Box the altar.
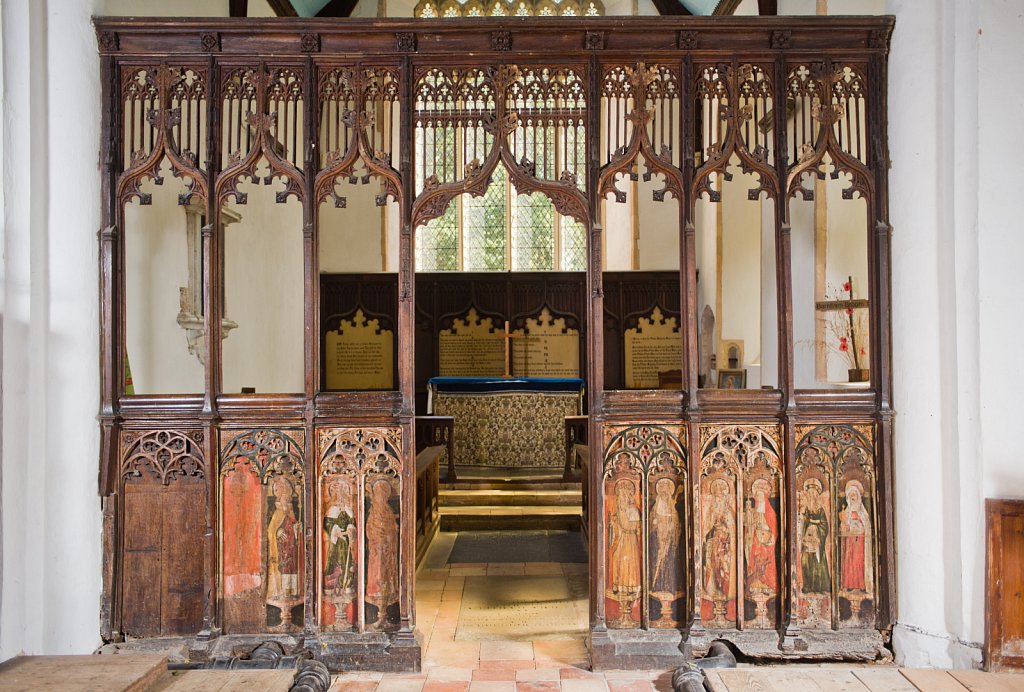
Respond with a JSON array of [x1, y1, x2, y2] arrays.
[[427, 377, 585, 469]]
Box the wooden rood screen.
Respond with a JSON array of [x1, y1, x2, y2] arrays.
[[95, 16, 896, 670]]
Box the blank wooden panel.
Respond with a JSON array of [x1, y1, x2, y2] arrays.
[[122, 477, 207, 637], [987, 499, 1024, 672], [122, 482, 163, 637], [161, 479, 206, 635]]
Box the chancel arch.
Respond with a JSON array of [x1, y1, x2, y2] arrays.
[[96, 16, 896, 671]]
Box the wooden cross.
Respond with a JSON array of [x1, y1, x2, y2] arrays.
[[494, 320, 525, 378]]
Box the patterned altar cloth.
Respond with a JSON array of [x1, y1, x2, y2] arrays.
[[427, 377, 585, 468]]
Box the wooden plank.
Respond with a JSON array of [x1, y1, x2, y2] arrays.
[[851, 668, 918, 692], [800, 669, 871, 691], [949, 670, 1024, 692], [704, 670, 730, 692], [158, 670, 230, 692], [0, 655, 168, 692], [716, 669, 827, 692], [899, 669, 970, 692], [216, 670, 296, 691]]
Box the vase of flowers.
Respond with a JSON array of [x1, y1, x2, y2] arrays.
[[824, 276, 869, 383]]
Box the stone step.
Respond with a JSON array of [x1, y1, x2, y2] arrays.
[[440, 488, 582, 507], [439, 505, 582, 532], [443, 480, 581, 491]]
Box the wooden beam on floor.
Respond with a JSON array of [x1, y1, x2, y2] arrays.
[[316, 0, 361, 16], [266, 0, 299, 17], [0, 655, 168, 692], [229, 0, 248, 17]]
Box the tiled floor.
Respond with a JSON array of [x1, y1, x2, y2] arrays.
[[330, 532, 675, 692]]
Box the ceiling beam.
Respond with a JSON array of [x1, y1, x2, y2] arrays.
[[266, 0, 299, 16], [758, 0, 778, 14], [229, 0, 249, 17], [652, 0, 691, 16], [316, 0, 360, 17]]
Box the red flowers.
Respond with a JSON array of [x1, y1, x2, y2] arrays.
[[843, 281, 851, 292], [839, 337, 849, 352]]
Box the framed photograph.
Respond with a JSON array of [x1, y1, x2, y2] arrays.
[[717, 368, 747, 390]]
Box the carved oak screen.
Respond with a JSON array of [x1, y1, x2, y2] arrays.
[[96, 16, 895, 670]]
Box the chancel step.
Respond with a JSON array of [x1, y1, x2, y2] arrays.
[[440, 488, 581, 506], [439, 505, 582, 531]]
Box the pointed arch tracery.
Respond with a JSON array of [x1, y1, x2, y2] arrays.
[[411, 64, 589, 230]]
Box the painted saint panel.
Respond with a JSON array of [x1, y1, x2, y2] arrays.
[[605, 466, 644, 628], [698, 425, 783, 632], [837, 445, 875, 628], [648, 472, 686, 628], [796, 453, 833, 629], [743, 470, 780, 628], [700, 472, 738, 627], [365, 473, 401, 630], [602, 424, 688, 630], [320, 475, 358, 631], [795, 423, 875, 630], [220, 428, 305, 634]]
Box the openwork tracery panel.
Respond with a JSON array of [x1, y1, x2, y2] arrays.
[[693, 62, 776, 204], [219, 428, 306, 634], [317, 427, 403, 634], [599, 64, 684, 205], [118, 64, 208, 206], [315, 66, 402, 208], [697, 425, 783, 632], [218, 64, 306, 206], [794, 423, 876, 630], [786, 61, 873, 202], [603, 424, 688, 630]]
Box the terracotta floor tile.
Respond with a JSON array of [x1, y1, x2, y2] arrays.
[[423, 682, 472, 692], [328, 681, 377, 692], [559, 680, 609, 692], [473, 668, 519, 681], [468, 682, 517, 692], [559, 668, 602, 680], [376, 678, 428, 692], [515, 683, 561, 692], [478, 660, 537, 671], [606, 680, 655, 692], [516, 668, 561, 682], [427, 667, 475, 681], [480, 641, 535, 661]]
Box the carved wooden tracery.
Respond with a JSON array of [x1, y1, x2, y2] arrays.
[[96, 16, 896, 668]]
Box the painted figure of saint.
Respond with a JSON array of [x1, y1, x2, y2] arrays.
[[744, 477, 778, 593], [608, 479, 642, 600], [365, 478, 399, 614], [267, 476, 301, 600], [650, 477, 681, 594], [323, 478, 356, 596], [799, 477, 831, 594], [702, 478, 735, 601], [839, 479, 872, 592]]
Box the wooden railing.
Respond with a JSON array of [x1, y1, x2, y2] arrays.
[[564, 415, 588, 482], [414, 443, 443, 567], [415, 416, 455, 481]]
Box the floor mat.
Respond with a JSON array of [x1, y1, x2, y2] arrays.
[[456, 575, 588, 641], [446, 530, 587, 564]]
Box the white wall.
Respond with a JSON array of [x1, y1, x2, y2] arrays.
[[1, 0, 104, 660]]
